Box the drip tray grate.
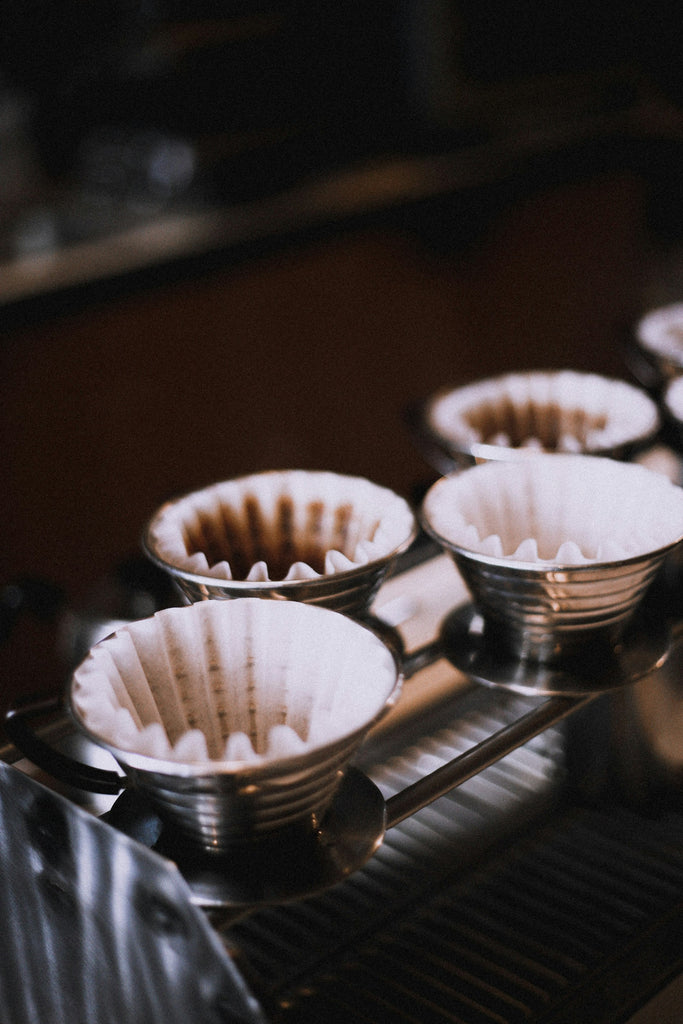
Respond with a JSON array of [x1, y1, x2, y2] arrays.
[[242, 803, 683, 1023], [226, 684, 683, 1023]]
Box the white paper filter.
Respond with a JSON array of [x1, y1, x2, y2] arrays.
[[637, 303, 683, 362], [423, 454, 683, 565], [427, 371, 658, 454], [146, 470, 415, 582], [71, 599, 398, 764], [665, 376, 683, 421]]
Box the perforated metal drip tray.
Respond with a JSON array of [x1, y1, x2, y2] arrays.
[[245, 796, 683, 1024], [3, 540, 683, 1023]]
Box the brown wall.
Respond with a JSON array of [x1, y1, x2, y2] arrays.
[[0, 171, 650, 707]]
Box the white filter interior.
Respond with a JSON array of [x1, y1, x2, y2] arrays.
[[637, 303, 683, 362], [665, 376, 683, 421], [71, 599, 398, 764], [423, 454, 683, 565], [426, 371, 658, 453], [146, 470, 414, 582]]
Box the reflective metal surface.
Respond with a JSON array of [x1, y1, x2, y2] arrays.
[[445, 545, 675, 663], [131, 767, 387, 910], [0, 761, 267, 1024], [440, 602, 672, 696]]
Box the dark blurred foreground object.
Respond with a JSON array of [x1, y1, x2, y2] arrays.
[[0, 761, 267, 1024]]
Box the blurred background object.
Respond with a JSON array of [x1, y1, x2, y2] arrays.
[[0, 0, 683, 298]]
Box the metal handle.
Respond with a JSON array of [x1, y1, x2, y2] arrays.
[[384, 692, 595, 829], [3, 697, 126, 795]]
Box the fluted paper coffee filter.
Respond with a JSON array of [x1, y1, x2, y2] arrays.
[[664, 376, 683, 421], [425, 370, 659, 460], [145, 470, 415, 583], [71, 599, 398, 764], [637, 303, 683, 367], [423, 455, 683, 565], [422, 455, 683, 663], [69, 599, 401, 848]]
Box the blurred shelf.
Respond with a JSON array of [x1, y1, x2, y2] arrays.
[[2, 75, 682, 318]]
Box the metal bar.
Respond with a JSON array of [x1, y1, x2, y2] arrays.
[[402, 639, 445, 679], [0, 698, 70, 766], [384, 692, 596, 830]]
